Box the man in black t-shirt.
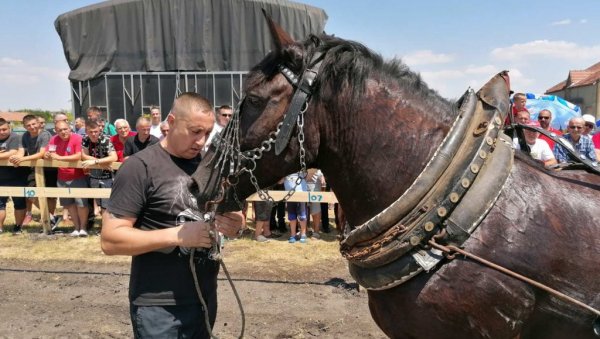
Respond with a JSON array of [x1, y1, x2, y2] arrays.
[[0, 118, 27, 233], [102, 93, 243, 338], [81, 120, 117, 216], [122, 117, 159, 161]]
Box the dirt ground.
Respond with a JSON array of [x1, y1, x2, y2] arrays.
[[0, 256, 386, 338]]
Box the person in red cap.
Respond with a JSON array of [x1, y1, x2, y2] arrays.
[[513, 120, 557, 167]]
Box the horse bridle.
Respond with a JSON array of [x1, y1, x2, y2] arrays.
[[207, 42, 326, 206]]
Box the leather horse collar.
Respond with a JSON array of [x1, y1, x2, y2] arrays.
[[341, 72, 513, 290]]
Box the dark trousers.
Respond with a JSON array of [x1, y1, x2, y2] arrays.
[[130, 303, 216, 339]]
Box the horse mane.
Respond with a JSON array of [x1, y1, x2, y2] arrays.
[[247, 34, 453, 117]]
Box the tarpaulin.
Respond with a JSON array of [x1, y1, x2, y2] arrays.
[[55, 0, 327, 81]]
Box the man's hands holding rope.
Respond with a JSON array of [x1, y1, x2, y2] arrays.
[[177, 211, 245, 248]]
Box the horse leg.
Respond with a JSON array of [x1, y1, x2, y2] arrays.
[[367, 260, 536, 339]]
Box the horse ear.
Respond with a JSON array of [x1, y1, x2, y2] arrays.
[[262, 9, 295, 50]]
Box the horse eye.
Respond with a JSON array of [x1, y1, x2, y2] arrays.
[[246, 95, 263, 106]]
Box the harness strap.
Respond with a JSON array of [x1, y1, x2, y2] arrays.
[[274, 51, 325, 155]]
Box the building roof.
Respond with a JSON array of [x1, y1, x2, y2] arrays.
[[546, 61, 600, 93], [0, 111, 27, 122]]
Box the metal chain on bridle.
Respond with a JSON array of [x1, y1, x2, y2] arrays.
[[192, 46, 324, 339]]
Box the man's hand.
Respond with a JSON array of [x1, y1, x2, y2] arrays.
[[215, 211, 245, 238], [177, 221, 213, 248], [8, 155, 22, 165], [81, 159, 96, 168]]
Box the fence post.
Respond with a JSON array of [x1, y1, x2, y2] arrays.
[[34, 165, 50, 234]]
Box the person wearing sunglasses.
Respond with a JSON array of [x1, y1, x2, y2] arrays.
[[553, 117, 597, 163], [202, 104, 233, 155], [536, 109, 562, 150]]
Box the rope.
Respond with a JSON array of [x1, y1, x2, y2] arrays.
[[190, 249, 246, 339], [427, 239, 600, 317]]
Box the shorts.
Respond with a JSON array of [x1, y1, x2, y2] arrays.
[[0, 178, 27, 210], [306, 183, 322, 215], [57, 177, 89, 207], [89, 177, 113, 209], [26, 168, 58, 188], [287, 202, 307, 221], [253, 200, 273, 221]]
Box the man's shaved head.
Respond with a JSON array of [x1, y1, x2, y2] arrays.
[[170, 92, 213, 119]]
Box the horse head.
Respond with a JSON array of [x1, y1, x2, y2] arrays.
[[192, 14, 454, 223]]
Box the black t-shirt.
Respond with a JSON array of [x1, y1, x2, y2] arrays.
[[82, 134, 115, 179], [123, 134, 159, 157], [107, 143, 217, 306], [0, 133, 23, 181]]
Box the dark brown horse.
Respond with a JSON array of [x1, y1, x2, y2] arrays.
[[192, 23, 600, 338]]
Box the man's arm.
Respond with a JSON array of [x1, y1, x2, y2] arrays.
[[49, 151, 81, 161], [0, 148, 18, 159], [101, 211, 243, 256], [9, 146, 46, 164]]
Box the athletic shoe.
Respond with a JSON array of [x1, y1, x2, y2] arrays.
[[311, 232, 320, 239], [300, 234, 307, 243], [255, 235, 270, 242], [12, 225, 23, 234], [288, 236, 296, 244], [70, 230, 80, 237], [79, 229, 88, 237]]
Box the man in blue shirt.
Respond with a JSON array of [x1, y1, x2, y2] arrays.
[[553, 117, 598, 163]]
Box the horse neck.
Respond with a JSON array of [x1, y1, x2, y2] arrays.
[[316, 81, 455, 226]]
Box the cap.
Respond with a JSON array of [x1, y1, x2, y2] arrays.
[[582, 114, 595, 124]]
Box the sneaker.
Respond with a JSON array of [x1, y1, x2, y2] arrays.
[[255, 235, 270, 242], [12, 225, 23, 234], [79, 229, 88, 237], [22, 213, 33, 226], [300, 234, 307, 243], [50, 216, 63, 231], [288, 236, 296, 244], [70, 230, 80, 237], [311, 232, 320, 239]]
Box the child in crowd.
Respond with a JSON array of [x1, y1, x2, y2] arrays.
[[284, 172, 308, 243]]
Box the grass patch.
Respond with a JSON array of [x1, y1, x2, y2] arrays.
[[0, 203, 345, 273]]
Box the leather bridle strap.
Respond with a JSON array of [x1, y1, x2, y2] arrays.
[[274, 51, 325, 155]]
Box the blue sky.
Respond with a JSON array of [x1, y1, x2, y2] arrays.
[[1, 0, 600, 111]]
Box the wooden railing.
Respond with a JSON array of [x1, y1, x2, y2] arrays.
[[0, 159, 338, 234]]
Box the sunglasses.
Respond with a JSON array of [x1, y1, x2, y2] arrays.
[[221, 114, 232, 117], [584, 123, 594, 128], [538, 116, 550, 120], [568, 126, 583, 130]]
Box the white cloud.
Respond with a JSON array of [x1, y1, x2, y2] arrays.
[[490, 40, 600, 61], [551, 19, 571, 26], [0, 56, 70, 110], [402, 50, 454, 66], [465, 65, 498, 75], [0, 56, 68, 85], [0, 57, 25, 66]]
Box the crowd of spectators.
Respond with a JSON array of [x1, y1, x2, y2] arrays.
[[510, 93, 599, 167], [1, 106, 339, 240], [0, 106, 169, 235]]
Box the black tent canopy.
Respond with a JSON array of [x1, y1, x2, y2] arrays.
[[55, 0, 328, 81]]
